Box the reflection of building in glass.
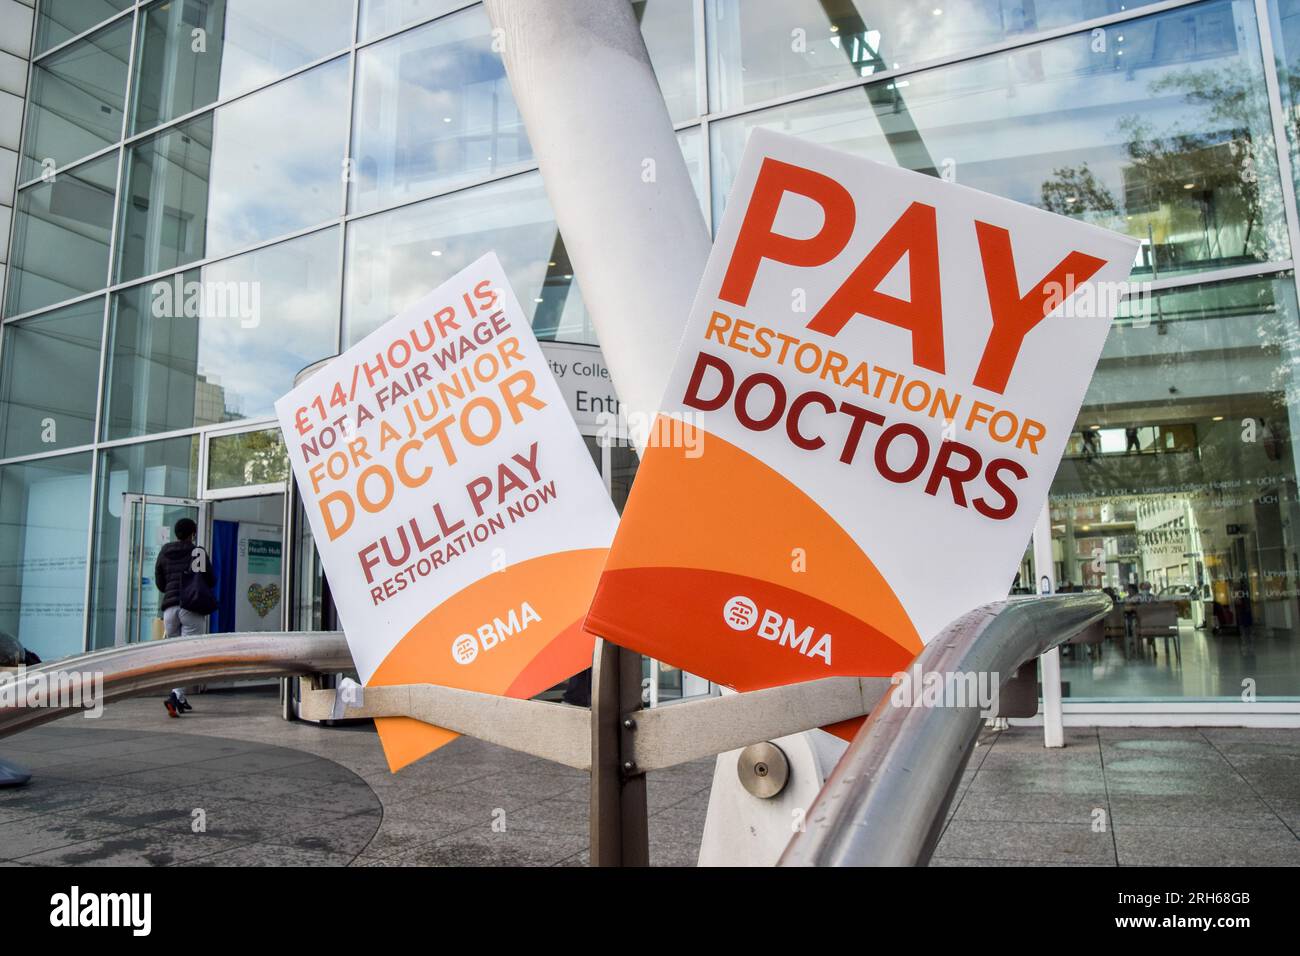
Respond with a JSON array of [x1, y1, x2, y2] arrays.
[[1, 0, 1299, 711], [193, 373, 229, 428]]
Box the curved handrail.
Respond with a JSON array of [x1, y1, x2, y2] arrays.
[[778, 592, 1112, 867], [0, 631, 352, 739]]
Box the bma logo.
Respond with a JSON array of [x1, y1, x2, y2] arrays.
[[451, 601, 542, 665], [722, 595, 833, 665], [722, 596, 757, 630]]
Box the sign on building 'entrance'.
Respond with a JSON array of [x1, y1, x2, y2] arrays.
[[585, 128, 1138, 719], [541, 341, 620, 432], [276, 254, 618, 771]]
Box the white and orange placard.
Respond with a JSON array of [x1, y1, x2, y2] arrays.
[[276, 253, 618, 771], [585, 129, 1138, 733]]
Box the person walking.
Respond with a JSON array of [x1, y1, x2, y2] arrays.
[[154, 517, 217, 717]]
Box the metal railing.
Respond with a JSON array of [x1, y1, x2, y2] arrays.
[[778, 592, 1112, 866], [0, 631, 351, 739]]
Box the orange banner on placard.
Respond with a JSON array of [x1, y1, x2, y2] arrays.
[[371, 548, 607, 770]]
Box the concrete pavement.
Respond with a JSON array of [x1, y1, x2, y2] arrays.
[[1, 688, 1297, 866]]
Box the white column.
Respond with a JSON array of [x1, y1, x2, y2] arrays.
[[1033, 502, 1065, 747], [483, 0, 712, 451]]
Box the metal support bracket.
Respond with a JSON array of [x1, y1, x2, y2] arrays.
[[297, 646, 891, 866], [627, 677, 891, 772], [299, 681, 592, 771], [298, 670, 891, 775]]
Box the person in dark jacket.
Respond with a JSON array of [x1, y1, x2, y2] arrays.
[[154, 517, 215, 716]]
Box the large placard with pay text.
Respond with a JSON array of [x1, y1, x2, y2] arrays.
[[585, 129, 1138, 722], [277, 253, 618, 771]]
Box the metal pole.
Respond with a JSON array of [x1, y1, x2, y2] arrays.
[[779, 593, 1111, 867], [482, 0, 711, 445], [589, 639, 649, 866]]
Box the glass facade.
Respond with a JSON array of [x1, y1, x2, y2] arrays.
[[89, 434, 197, 650], [116, 56, 349, 282], [103, 227, 340, 439], [0, 452, 92, 661], [206, 427, 288, 491], [344, 170, 590, 344], [34, 0, 132, 57], [710, 0, 1289, 279], [349, 5, 530, 215], [6, 150, 117, 316], [1, 0, 1297, 709], [0, 297, 102, 458], [22, 16, 130, 179], [1054, 274, 1300, 697], [706, 0, 1170, 112], [130, 0, 353, 134]]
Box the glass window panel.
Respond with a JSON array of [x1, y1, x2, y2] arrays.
[[710, 0, 1288, 279], [1267, 0, 1300, 203], [34, 0, 131, 56], [636, 0, 700, 123], [344, 121, 702, 346], [22, 18, 131, 180], [705, 0, 1168, 113], [582, 434, 602, 472], [131, 0, 354, 134], [0, 298, 104, 457], [207, 427, 289, 490], [0, 452, 92, 662], [349, 6, 531, 215], [89, 436, 198, 649], [115, 114, 213, 283], [359, 0, 468, 41], [678, 125, 706, 215], [117, 57, 349, 282], [344, 171, 595, 345], [103, 228, 341, 440], [1053, 273, 1300, 699], [103, 266, 203, 439], [610, 442, 638, 514], [291, 491, 328, 630], [5, 152, 118, 317]]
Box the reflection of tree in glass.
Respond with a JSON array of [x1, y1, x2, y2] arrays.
[[211, 431, 288, 488], [1040, 163, 1118, 219], [1250, 280, 1300, 415], [1112, 68, 1286, 272]]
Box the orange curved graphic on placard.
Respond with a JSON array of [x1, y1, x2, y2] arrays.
[[592, 420, 921, 656], [370, 548, 607, 772], [592, 565, 916, 690]]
